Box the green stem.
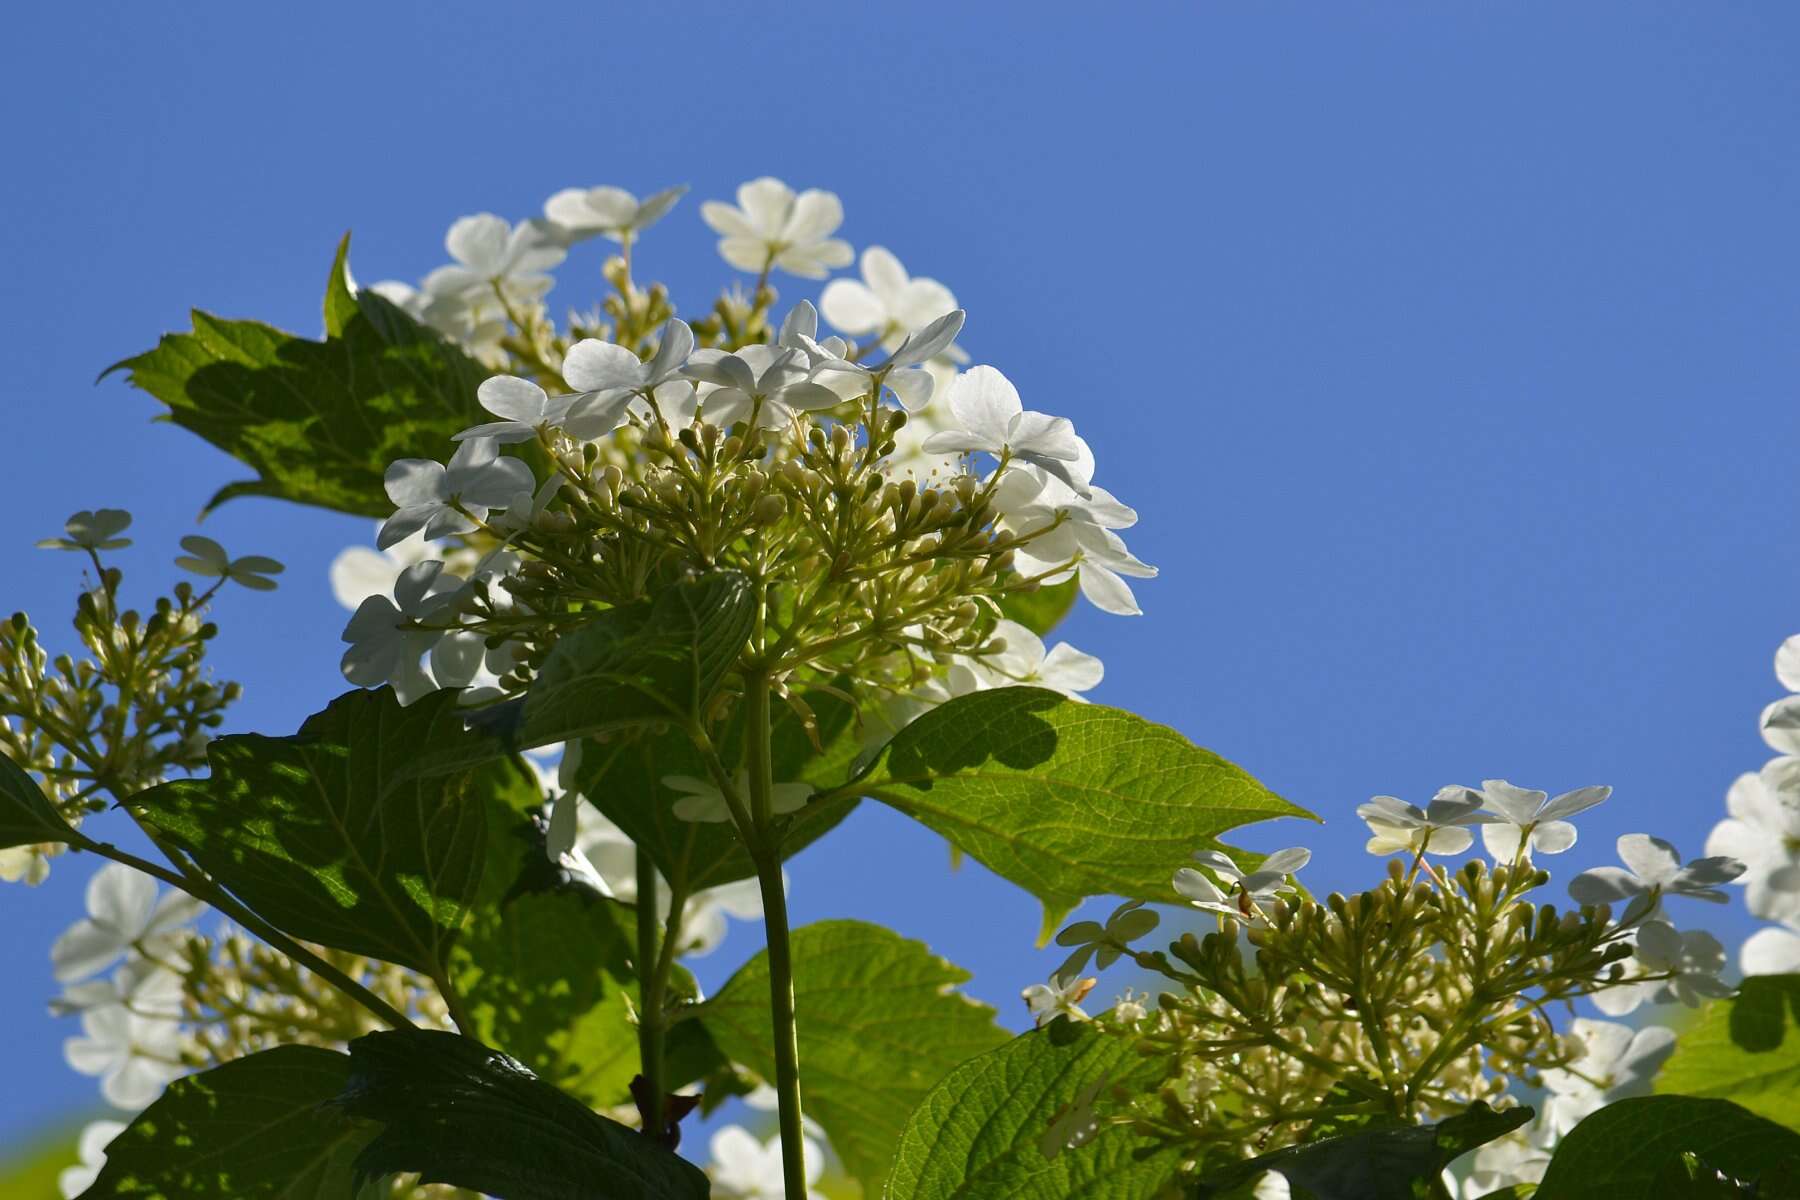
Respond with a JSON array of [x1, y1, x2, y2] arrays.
[[746, 673, 808, 1200], [636, 845, 667, 1139]]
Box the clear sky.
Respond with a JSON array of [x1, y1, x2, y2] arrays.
[[4, 0, 1799, 1154]]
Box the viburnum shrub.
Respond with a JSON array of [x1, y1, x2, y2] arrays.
[[4, 177, 1797, 1200]]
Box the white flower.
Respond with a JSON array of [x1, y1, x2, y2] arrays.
[[0, 844, 51, 885], [64, 1002, 184, 1108], [37, 509, 132, 552], [378, 437, 535, 548], [453, 376, 575, 445], [991, 461, 1155, 617], [1357, 788, 1495, 857], [922, 367, 1091, 497], [561, 320, 697, 439], [339, 560, 465, 702], [779, 301, 959, 413], [58, 1118, 127, 1199], [1762, 697, 1800, 755], [1567, 834, 1745, 912], [1592, 919, 1731, 1015], [1540, 1019, 1675, 1135], [1476, 780, 1610, 861], [701, 177, 853, 279], [820, 246, 965, 360], [1022, 972, 1096, 1027], [707, 1125, 825, 1200], [543, 185, 686, 243], [1704, 770, 1800, 923], [171, 536, 284, 591], [1776, 634, 1800, 692], [1053, 900, 1160, 977], [51, 956, 184, 1019], [661, 771, 811, 825], [329, 524, 444, 611], [1742, 923, 1800, 975], [1460, 1119, 1554, 1197], [972, 619, 1103, 700], [51, 865, 204, 983], [1173, 847, 1310, 927], [680, 345, 844, 430], [422, 213, 566, 304]]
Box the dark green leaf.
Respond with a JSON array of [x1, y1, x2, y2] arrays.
[[698, 919, 1009, 1192], [332, 1028, 709, 1200], [0, 750, 76, 849], [78, 1045, 377, 1199], [451, 889, 684, 1108], [1535, 1097, 1800, 1200], [132, 688, 528, 976], [1657, 974, 1800, 1130], [887, 1016, 1181, 1200], [516, 571, 757, 748], [1197, 1102, 1530, 1199], [102, 234, 489, 516], [997, 577, 1080, 638], [569, 680, 864, 894], [841, 687, 1313, 936]]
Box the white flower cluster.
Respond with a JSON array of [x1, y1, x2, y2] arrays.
[[331, 175, 1155, 757], [1707, 632, 1800, 974]]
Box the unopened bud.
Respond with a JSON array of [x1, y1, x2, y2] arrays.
[[752, 494, 787, 525]]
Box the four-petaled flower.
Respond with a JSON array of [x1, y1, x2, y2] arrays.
[[544, 184, 686, 243], [37, 509, 132, 552], [681, 345, 844, 430], [1022, 971, 1097, 1027], [1475, 780, 1609, 861], [1704, 770, 1800, 923], [379, 437, 535, 548], [922, 366, 1091, 496], [454, 376, 575, 445], [63, 1003, 184, 1109], [51, 864, 204, 983], [974, 619, 1103, 700], [1357, 788, 1495, 857], [423, 213, 566, 304], [1053, 899, 1159, 977], [339, 560, 465, 702], [701, 177, 853, 279], [1566, 833, 1744, 913], [1540, 1018, 1675, 1135], [820, 246, 965, 359], [172, 536, 285, 591], [1173, 846, 1310, 927], [561, 320, 697, 439], [991, 460, 1155, 617], [661, 771, 812, 824]]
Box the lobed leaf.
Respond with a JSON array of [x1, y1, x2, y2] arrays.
[[887, 1016, 1181, 1200], [331, 1028, 709, 1200], [77, 1045, 378, 1199], [0, 749, 76, 850], [697, 919, 1009, 1193], [841, 687, 1313, 936], [102, 234, 489, 517], [132, 688, 529, 977], [1535, 1096, 1800, 1199], [1657, 974, 1800, 1131]]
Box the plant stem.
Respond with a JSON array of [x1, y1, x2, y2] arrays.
[[746, 672, 808, 1200], [636, 844, 667, 1139]]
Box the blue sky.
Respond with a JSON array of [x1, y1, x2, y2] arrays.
[[4, 0, 1800, 1156]]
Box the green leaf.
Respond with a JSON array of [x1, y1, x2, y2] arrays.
[[842, 687, 1313, 936], [887, 1017, 1182, 1200], [698, 919, 1009, 1193], [78, 1045, 378, 1199], [102, 233, 488, 517], [131, 688, 527, 977], [450, 889, 664, 1108], [0, 750, 76, 849], [1657, 974, 1800, 1130], [515, 570, 757, 748], [1534, 1097, 1800, 1200], [996, 577, 1080, 638], [332, 1028, 709, 1200], [568, 681, 865, 894], [1197, 1102, 1531, 1199]]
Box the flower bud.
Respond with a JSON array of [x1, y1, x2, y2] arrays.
[[752, 494, 787, 525]]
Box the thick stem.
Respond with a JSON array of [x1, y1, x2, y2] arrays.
[[636, 845, 666, 1139], [745, 673, 808, 1200]]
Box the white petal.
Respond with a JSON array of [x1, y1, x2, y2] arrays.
[[737, 177, 796, 236], [1616, 833, 1681, 883], [1742, 926, 1800, 975], [445, 213, 510, 276], [52, 920, 126, 983], [383, 458, 446, 508], [1539, 785, 1611, 822], [948, 367, 1023, 443], [699, 200, 756, 239], [478, 375, 549, 422], [1763, 696, 1800, 755], [781, 189, 844, 244], [1530, 820, 1578, 854], [819, 279, 884, 334], [1776, 635, 1800, 691], [563, 339, 645, 393], [1481, 821, 1526, 862], [1420, 826, 1473, 855]]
